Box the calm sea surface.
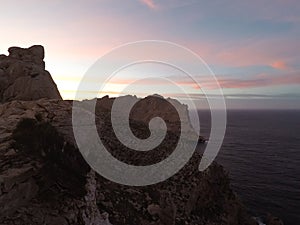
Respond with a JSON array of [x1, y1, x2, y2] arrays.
[[197, 110, 300, 225]]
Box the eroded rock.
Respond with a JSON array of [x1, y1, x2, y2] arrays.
[[0, 98, 258, 225], [0, 45, 61, 102], [266, 214, 284, 225], [0, 44, 263, 225]]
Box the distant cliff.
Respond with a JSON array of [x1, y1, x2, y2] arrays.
[[0, 45, 265, 225]]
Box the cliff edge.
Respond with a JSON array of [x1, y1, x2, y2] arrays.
[[0, 45, 264, 225]]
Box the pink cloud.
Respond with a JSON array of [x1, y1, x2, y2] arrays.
[[106, 76, 214, 89], [59, 72, 300, 100], [270, 61, 289, 70], [139, 0, 158, 9], [186, 38, 300, 68], [105, 72, 300, 90], [218, 73, 300, 89]]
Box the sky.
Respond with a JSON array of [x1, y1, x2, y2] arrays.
[[1, 0, 300, 109]]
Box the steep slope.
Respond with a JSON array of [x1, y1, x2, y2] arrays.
[[0, 99, 257, 225], [0, 45, 259, 225]]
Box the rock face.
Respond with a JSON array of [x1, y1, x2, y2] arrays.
[[97, 94, 190, 127], [0, 45, 273, 225], [0, 99, 257, 225], [0, 45, 62, 102], [96, 95, 206, 143], [0, 100, 110, 225], [266, 214, 284, 225]]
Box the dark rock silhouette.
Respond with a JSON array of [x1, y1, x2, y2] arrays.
[[0, 45, 61, 103], [0, 98, 259, 225], [266, 214, 284, 225], [0, 45, 277, 224]]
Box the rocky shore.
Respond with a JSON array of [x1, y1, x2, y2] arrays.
[[0, 45, 283, 225]]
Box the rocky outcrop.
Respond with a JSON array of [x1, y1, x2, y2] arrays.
[[0, 45, 263, 225], [97, 94, 189, 126], [266, 214, 284, 225], [0, 100, 110, 225], [0, 45, 61, 102], [96, 95, 206, 143], [0, 98, 257, 225]]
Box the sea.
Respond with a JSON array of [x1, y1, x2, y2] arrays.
[[196, 110, 300, 225]]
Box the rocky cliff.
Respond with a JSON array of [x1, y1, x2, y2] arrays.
[[0, 45, 269, 225], [0, 99, 257, 225], [0, 45, 61, 102]]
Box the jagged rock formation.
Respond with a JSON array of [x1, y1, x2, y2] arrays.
[[0, 45, 273, 225], [0, 100, 111, 225], [0, 45, 62, 102], [97, 94, 190, 126], [0, 99, 257, 225], [96, 95, 206, 143]]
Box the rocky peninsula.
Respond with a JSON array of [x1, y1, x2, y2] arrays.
[[0, 46, 283, 225]]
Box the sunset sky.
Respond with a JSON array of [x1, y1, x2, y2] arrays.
[[1, 0, 300, 109]]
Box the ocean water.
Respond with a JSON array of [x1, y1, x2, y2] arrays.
[[197, 110, 300, 225]]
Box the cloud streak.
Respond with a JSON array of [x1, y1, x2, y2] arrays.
[[270, 61, 289, 70], [218, 73, 300, 89], [139, 0, 158, 9], [104, 72, 300, 90], [164, 93, 300, 100]]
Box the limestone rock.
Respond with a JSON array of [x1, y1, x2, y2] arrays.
[[8, 45, 44, 68], [95, 95, 202, 143], [266, 214, 284, 225], [0, 45, 269, 225], [0, 45, 61, 102], [0, 98, 259, 225]]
